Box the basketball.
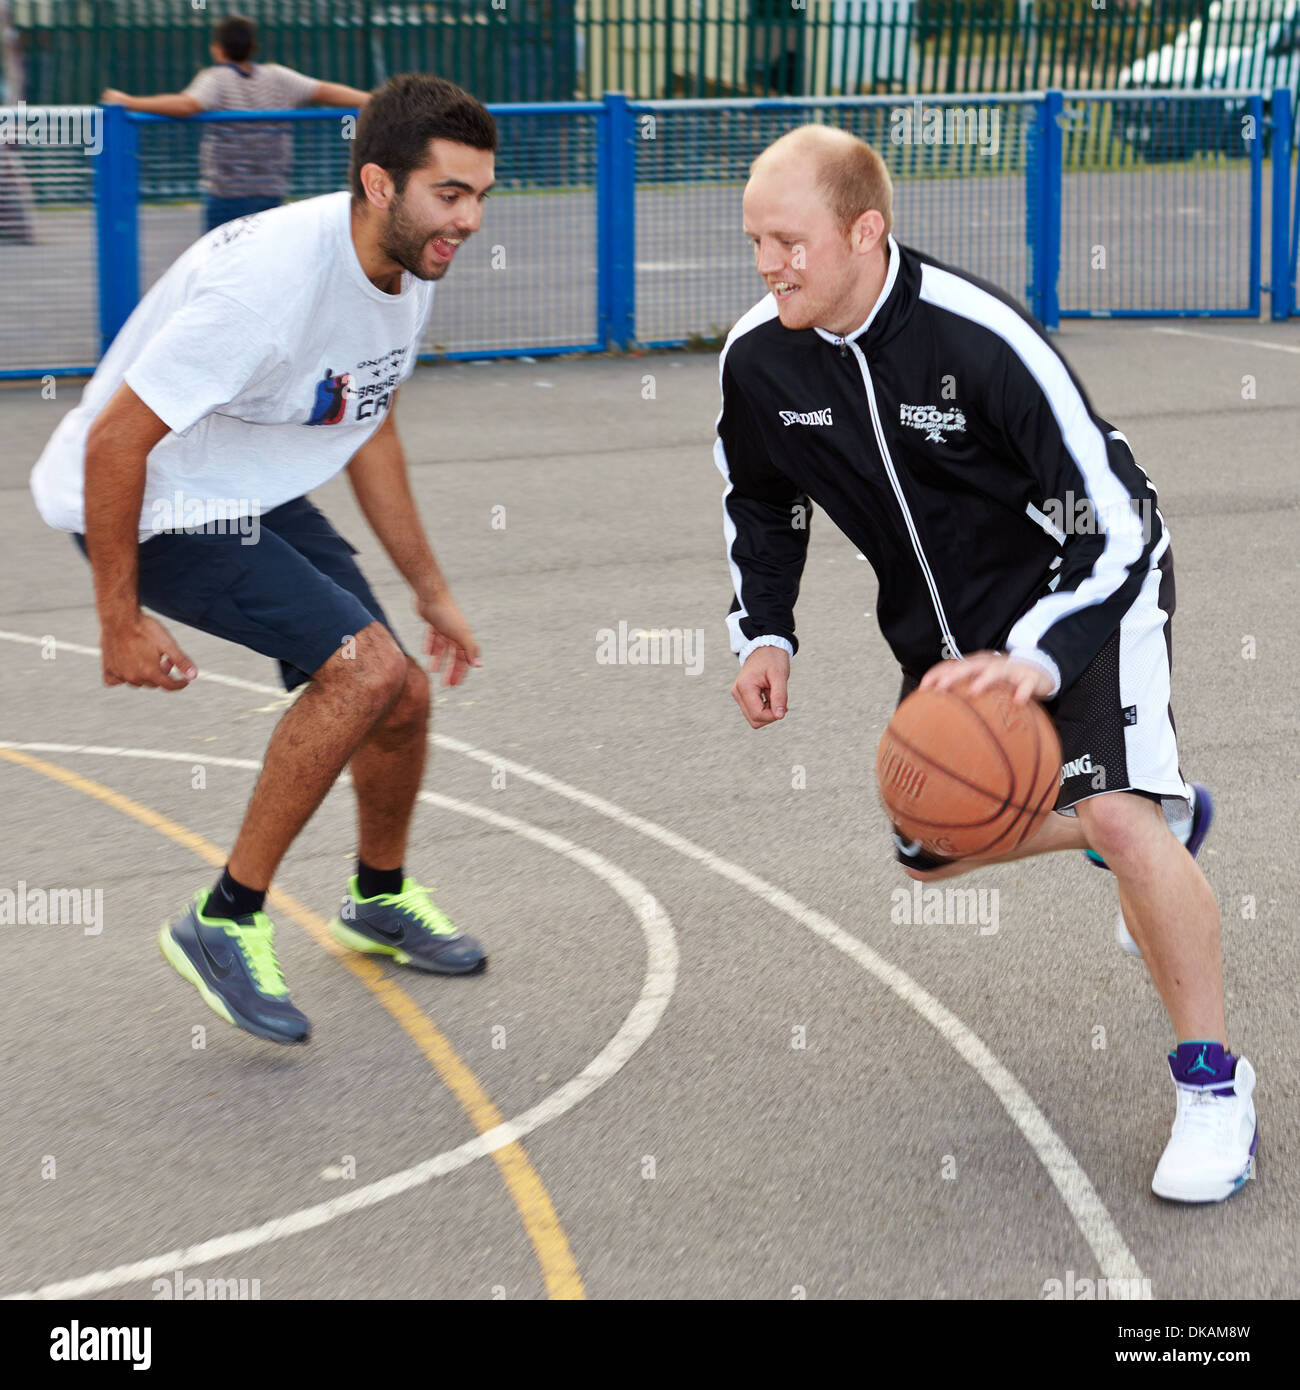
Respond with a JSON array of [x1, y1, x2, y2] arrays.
[[876, 684, 1062, 861]]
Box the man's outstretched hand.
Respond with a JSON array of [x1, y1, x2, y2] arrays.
[[732, 646, 790, 728], [416, 589, 481, 687]]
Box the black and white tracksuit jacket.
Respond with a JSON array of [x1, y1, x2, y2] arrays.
[[714, 236, 1166, 699]]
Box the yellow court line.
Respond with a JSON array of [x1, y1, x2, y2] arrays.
[[0, 746, 584, 1300]]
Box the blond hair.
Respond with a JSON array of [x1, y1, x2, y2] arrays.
[[753, 125, 894, 238], [819, 135, 893, 238]]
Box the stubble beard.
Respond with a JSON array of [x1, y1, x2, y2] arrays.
[[379, 191, 450, 282]]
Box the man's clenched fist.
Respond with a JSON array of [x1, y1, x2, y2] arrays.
[[732, 646, 790, 729]]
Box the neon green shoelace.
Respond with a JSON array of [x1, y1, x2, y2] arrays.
[[388, 881, 458, 937], [231, 915, 289, 996]]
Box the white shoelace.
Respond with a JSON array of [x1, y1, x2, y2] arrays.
[[1171, 1083, 1232, 1143]]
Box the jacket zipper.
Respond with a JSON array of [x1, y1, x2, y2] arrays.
[[840, 336, 962, 661]]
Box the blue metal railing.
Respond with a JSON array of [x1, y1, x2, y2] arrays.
[[1049, 90, 1266, 321], [1272, 87, 1294, 321], [1289, 97, 1300, 318], [1, 88, 1296, 380], [596, 92, 637, 350], [1027, 88, 1062, 329]]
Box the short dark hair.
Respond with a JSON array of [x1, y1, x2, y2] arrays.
[[349, 74, 497, 203], [214, 15, 257, 64]]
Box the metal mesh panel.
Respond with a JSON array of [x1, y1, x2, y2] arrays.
[[631, 97, 1035, 346], [133, 107, 600, 356], [428, 108, 598, 355], [1, 94, 1285, 377], [0, 107, 99, 371], [1059, 95, 1259, 315]]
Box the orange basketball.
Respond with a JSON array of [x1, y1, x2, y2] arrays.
[[876, 684, 1062, 861]]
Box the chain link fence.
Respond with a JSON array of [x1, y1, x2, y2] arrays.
[[0, 87, 1288, 375]]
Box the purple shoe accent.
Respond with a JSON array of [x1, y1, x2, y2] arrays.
[[1232, 1125, 1261, 1191], [1169, 1040, 1235, 1090], [1183, 782, 1214, 859], [1085, 782, 1212, 873]]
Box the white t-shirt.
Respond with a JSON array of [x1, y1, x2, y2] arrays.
[[31, 192, 434, 539]]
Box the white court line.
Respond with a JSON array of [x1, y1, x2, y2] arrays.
[[1152, 326, 1300, 355], [0, 629, 1146, 1287], [0, 741, 677, 1300]]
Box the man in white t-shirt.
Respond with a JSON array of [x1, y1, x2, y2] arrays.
[[31, 74, 496, 1045], [101, 13, 371, 231]]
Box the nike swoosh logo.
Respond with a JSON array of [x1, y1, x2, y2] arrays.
[[353, 907, 405, 944], [194, 923, 234, 979]]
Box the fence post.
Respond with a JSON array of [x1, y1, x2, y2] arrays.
[[1039, 89, 1062, 331], [597, 91, 637, 350], [1025, 97, 1041, 319], [94, 103, 139, 357], [1270, 87, 1292, 322], [1025, 89, 1061, 330]]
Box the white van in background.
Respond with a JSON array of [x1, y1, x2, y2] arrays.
[[1117, 2, 1300, 157], [826, 0, 920, 94]]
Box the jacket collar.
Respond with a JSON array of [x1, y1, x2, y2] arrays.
[[812, 234, 907, 349]]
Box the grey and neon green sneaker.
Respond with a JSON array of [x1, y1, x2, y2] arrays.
[[159, 892, 311, 1045], [330, 876, 487, 975]]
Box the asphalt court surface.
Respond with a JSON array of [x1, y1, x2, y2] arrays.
[[0, 319, 1297, 1300]]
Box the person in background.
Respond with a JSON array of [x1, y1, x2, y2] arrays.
[[0, 0, 35, 244], [101, 13, 372, 232]]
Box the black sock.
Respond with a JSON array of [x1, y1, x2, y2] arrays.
[[204, 867, 265, 922], [357, 860, 404, 899]]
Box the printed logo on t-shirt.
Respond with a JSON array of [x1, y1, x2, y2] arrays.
[[353, 346, 408, 422], [306, 369, 352, 425], [211, 216, 262, 249], [304, 345, 409, 427]]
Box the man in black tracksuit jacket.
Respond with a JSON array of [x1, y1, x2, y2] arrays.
[[716, 123, 1256, 1204], [718, 236, 1163, 714]]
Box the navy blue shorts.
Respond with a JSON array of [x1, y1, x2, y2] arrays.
[[74, 496, 402, 691]]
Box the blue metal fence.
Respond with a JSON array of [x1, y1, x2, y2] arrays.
[[1, 87, 1297, 379], [628, 94, 1042, 347], [1289, 99, 1300, 318], [1055, 91, 1265, 320]]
